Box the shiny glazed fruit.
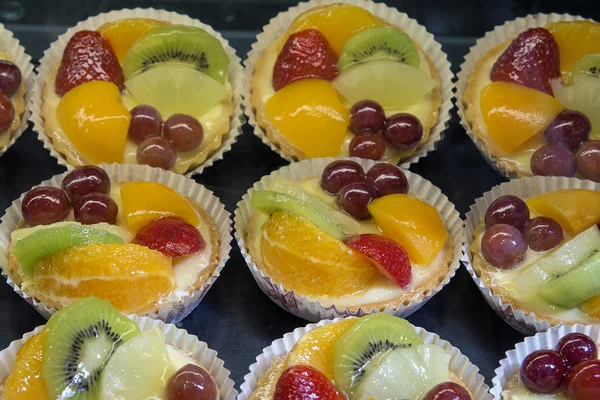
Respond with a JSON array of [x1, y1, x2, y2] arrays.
[[382, 113, 423, 150], [531, 143, 577, 177], [22, 187, 71, 227], [422, 382, 472, 400], [74, 193, 118, 225], [97, 18, 168, 64], [2, 332, 46, 399], [520, 350, 567, 393], [366, 163, 408, 197], [133, 217, 205, 258], [484, 195, 530, 232], [336, 182, 375, 220], [564, 359, 600, 400], [164, 113, 204, 151], [556, 333, 598, 369], [524, 217, 563, 252], [349, 133, 385, 160], [62, 165, 111, 204], [136, 136, 177, 170], [0, 90, 14, 132], [320, 160, 367, 194], [481, 224, 527, 269], [128, 104, 162, 143], [349, 100, 385, 134], [0, 60, 22, 97], [576, 141, 600, 182], [166, 364, 218, 400], [274, 365, 344, 400], [545, 21, 600, 79], [544, 110, 591, 151]]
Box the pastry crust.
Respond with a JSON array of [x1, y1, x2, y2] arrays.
[[0, 52, 26, 149]]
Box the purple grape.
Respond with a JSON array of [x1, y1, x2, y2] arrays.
[[164, 113, 204, 152], [336, 182, 375, 220], [556, 333, 598, 369], [74, 193, 118, 225], [0, 90, 14, 132], [484, 195, 530, 232], [543, 110, 591, 151], [0, 60, 21, 97], [481, 224, 527, 269], [576, 140, 600, 182], [422, 382, 472, 400], [530, 143, 576, 177], [520, 350, 567, 393], [382, 113, 423, 150], [349, 100, 385, 135], [524, 217, 563, 252], [22, 187, 71, 227], [349, 133, 385, 160], [128, 105, 162, 144], [62, 165, 111, 204], [366, 163, 408, 197], [320, 160, 367, 195], [137, 137, 177, 170]]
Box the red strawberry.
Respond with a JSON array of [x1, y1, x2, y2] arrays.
[[490, 28, 560, 96], [133, 217, 205, 258], [272, 29, 339, 91], [274, 365, 345, 400], [55, 30, 124, 96], [345, 234, 412, 288]]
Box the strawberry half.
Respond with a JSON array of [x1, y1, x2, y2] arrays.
[[133, 217, 205, 258], [274, 365, 345, 400], [272, 29, 339, 91], [55, 30, 124, 96], [345, 234, 412, 288], [490, 27, 560, 96]]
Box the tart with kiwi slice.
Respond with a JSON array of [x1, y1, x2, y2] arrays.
[[249, 3, 443, 163], [0, 297, 225, 399], [0, 52, 27, 149], [39, 14, 236, 174]]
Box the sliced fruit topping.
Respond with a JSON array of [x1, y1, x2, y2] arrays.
[[345, 234, 412, 287], [97, 18, 168, 64], [524, 217, 564, 252], [252, 190, 343, 241], [349, 99, 385, 135], [74, 192, 119, 225], [333, 59, 437, 108], [122, 24, 229, 84], [55, 30, 124, 96], [137, 136, 177, 170], [120, 181, 199, 233], [545, 21, 600, 79], [480, 82, 564, 154], [485, 195, 530, 232], [56, 81, 130, 164], [133, 216, 205, 258], [383, 113, 424, 150], [0, 90, 14, 132], [42, 297, 141, 399], [273, 29, 338, 91], [368, 194, 448, 264], [260, 210, 377, 298], [265, 79, 349, 158], [0, 59, 22, 97], [166, 364, 219, 400], [320, 160, 367, 195], [577, 140, 600, 182], [520, 349, 566, 394], [3, 332, 47, 399], [573, 53, 600, 83], [22, 187, 71, 227], [366, 163, 409, 197], [33, 243, 175, 314], [286, 319, 357, 379], [128, 104, 163, 143], [62, 165, 111, 204], [481, 224, 527, 269], [423, 382, 472, 400], [286, 4, 384, 56], [100, 328, 174, 399], [543, 110, 591, 152], [336, 182, 375, 220], [275, 365, 344, 400], [490, 27, 560, 95], [530, 143, 577, 177], [333, 313, 423, 395], [526, 189, 600, 236]]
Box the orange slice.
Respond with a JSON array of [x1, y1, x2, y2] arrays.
[[98, 18, 168, 64], [545, 21, 600, 80], [3, 332, 47, 400]]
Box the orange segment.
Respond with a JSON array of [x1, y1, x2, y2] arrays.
[[286, 4, 384, 56], [287, 319, 357, 379], [98, 18, 168, 64], [120, 182, 200, 233], [56, 81, 130, 164], [368, 194, 448, 264], [545, 21, 600, 79], [480, 82, 564, 154], [3, 332, 47, 400], [261, 211, 378, 297], [580, 294, 600, 318], [526, 189, 600, 236], [266, 79, 349, 158], [33, 243, 175, 314]]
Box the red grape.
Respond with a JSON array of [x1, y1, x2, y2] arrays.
[[62, 165, 111, 204], [543, 110, 591, 151], [422, 382, 472, 400], [576, 140, 600, 182], [366, 163, 408, 196], [164, 114, 204, 152], [349, 133, 385, 160], [481, 224, 527, 269], [320, 160, 367, 194], [128, 105, 162, 144], [74, 193, 118, 225], [564, 359, 600, 400], [531, 143, 576, 177], [22, 187, 71, 226], [166, 364, 218, 400], [382, 113, 423, 150], [336, 182, 375, 220], [524, 217, 563, 252], [0, 90, 14, 132], [521, 350, 567, 393], [349, 100, 385, 134], [556, 333, 598, 369], [137, 136, 176, 170], [0, 60, 21, 97], [484, 195, 530, 232]]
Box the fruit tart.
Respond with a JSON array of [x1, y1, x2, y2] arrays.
[[32, 10, 242, 175], [466, 178, 600, 331], [240, 314, 490, 400], [0, 164, 230, 323], [235, 158, 462, 320], [0, 297, 237, 399], [459, 15, 600, 181], [245, 1, 452, 164]]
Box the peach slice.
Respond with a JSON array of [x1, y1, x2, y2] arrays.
[[98, 18, 168, 65], [3, 332, 47, 399], [545, 21, 600, 80]]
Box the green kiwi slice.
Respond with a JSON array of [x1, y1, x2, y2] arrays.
[[122, 24, 229, 84], [337, 27, 420, 71], [333, 313, 423, 395], [42, 297, 141, 399], [572, 53, 600, 84]]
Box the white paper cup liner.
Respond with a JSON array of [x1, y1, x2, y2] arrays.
[[241, 0, 454, 167], [29, 8, 244, 177], [238, 317, 492, 400], [234, 157, 464, 321], [491, 324, 600, 399], [456, 13, 590, 179], [0, 163, 233, 323], [0, 315, 238, 399], [0, 23, 35, 158], [463, 176, 600, 334]]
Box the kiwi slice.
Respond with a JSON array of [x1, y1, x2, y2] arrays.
[[122, 24, 229, 84], [333, 313, 423, 395], [573, 53, 600, 83], [337, 27, 420, 71], [42, 297, 141, 399]]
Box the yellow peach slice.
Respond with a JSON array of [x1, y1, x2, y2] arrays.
[[545, 21, 600, 80], [3, 332, 47, 400], [98, 18, 168, 65]]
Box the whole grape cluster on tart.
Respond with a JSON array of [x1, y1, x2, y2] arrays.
[[0, 54, 25, 150]]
